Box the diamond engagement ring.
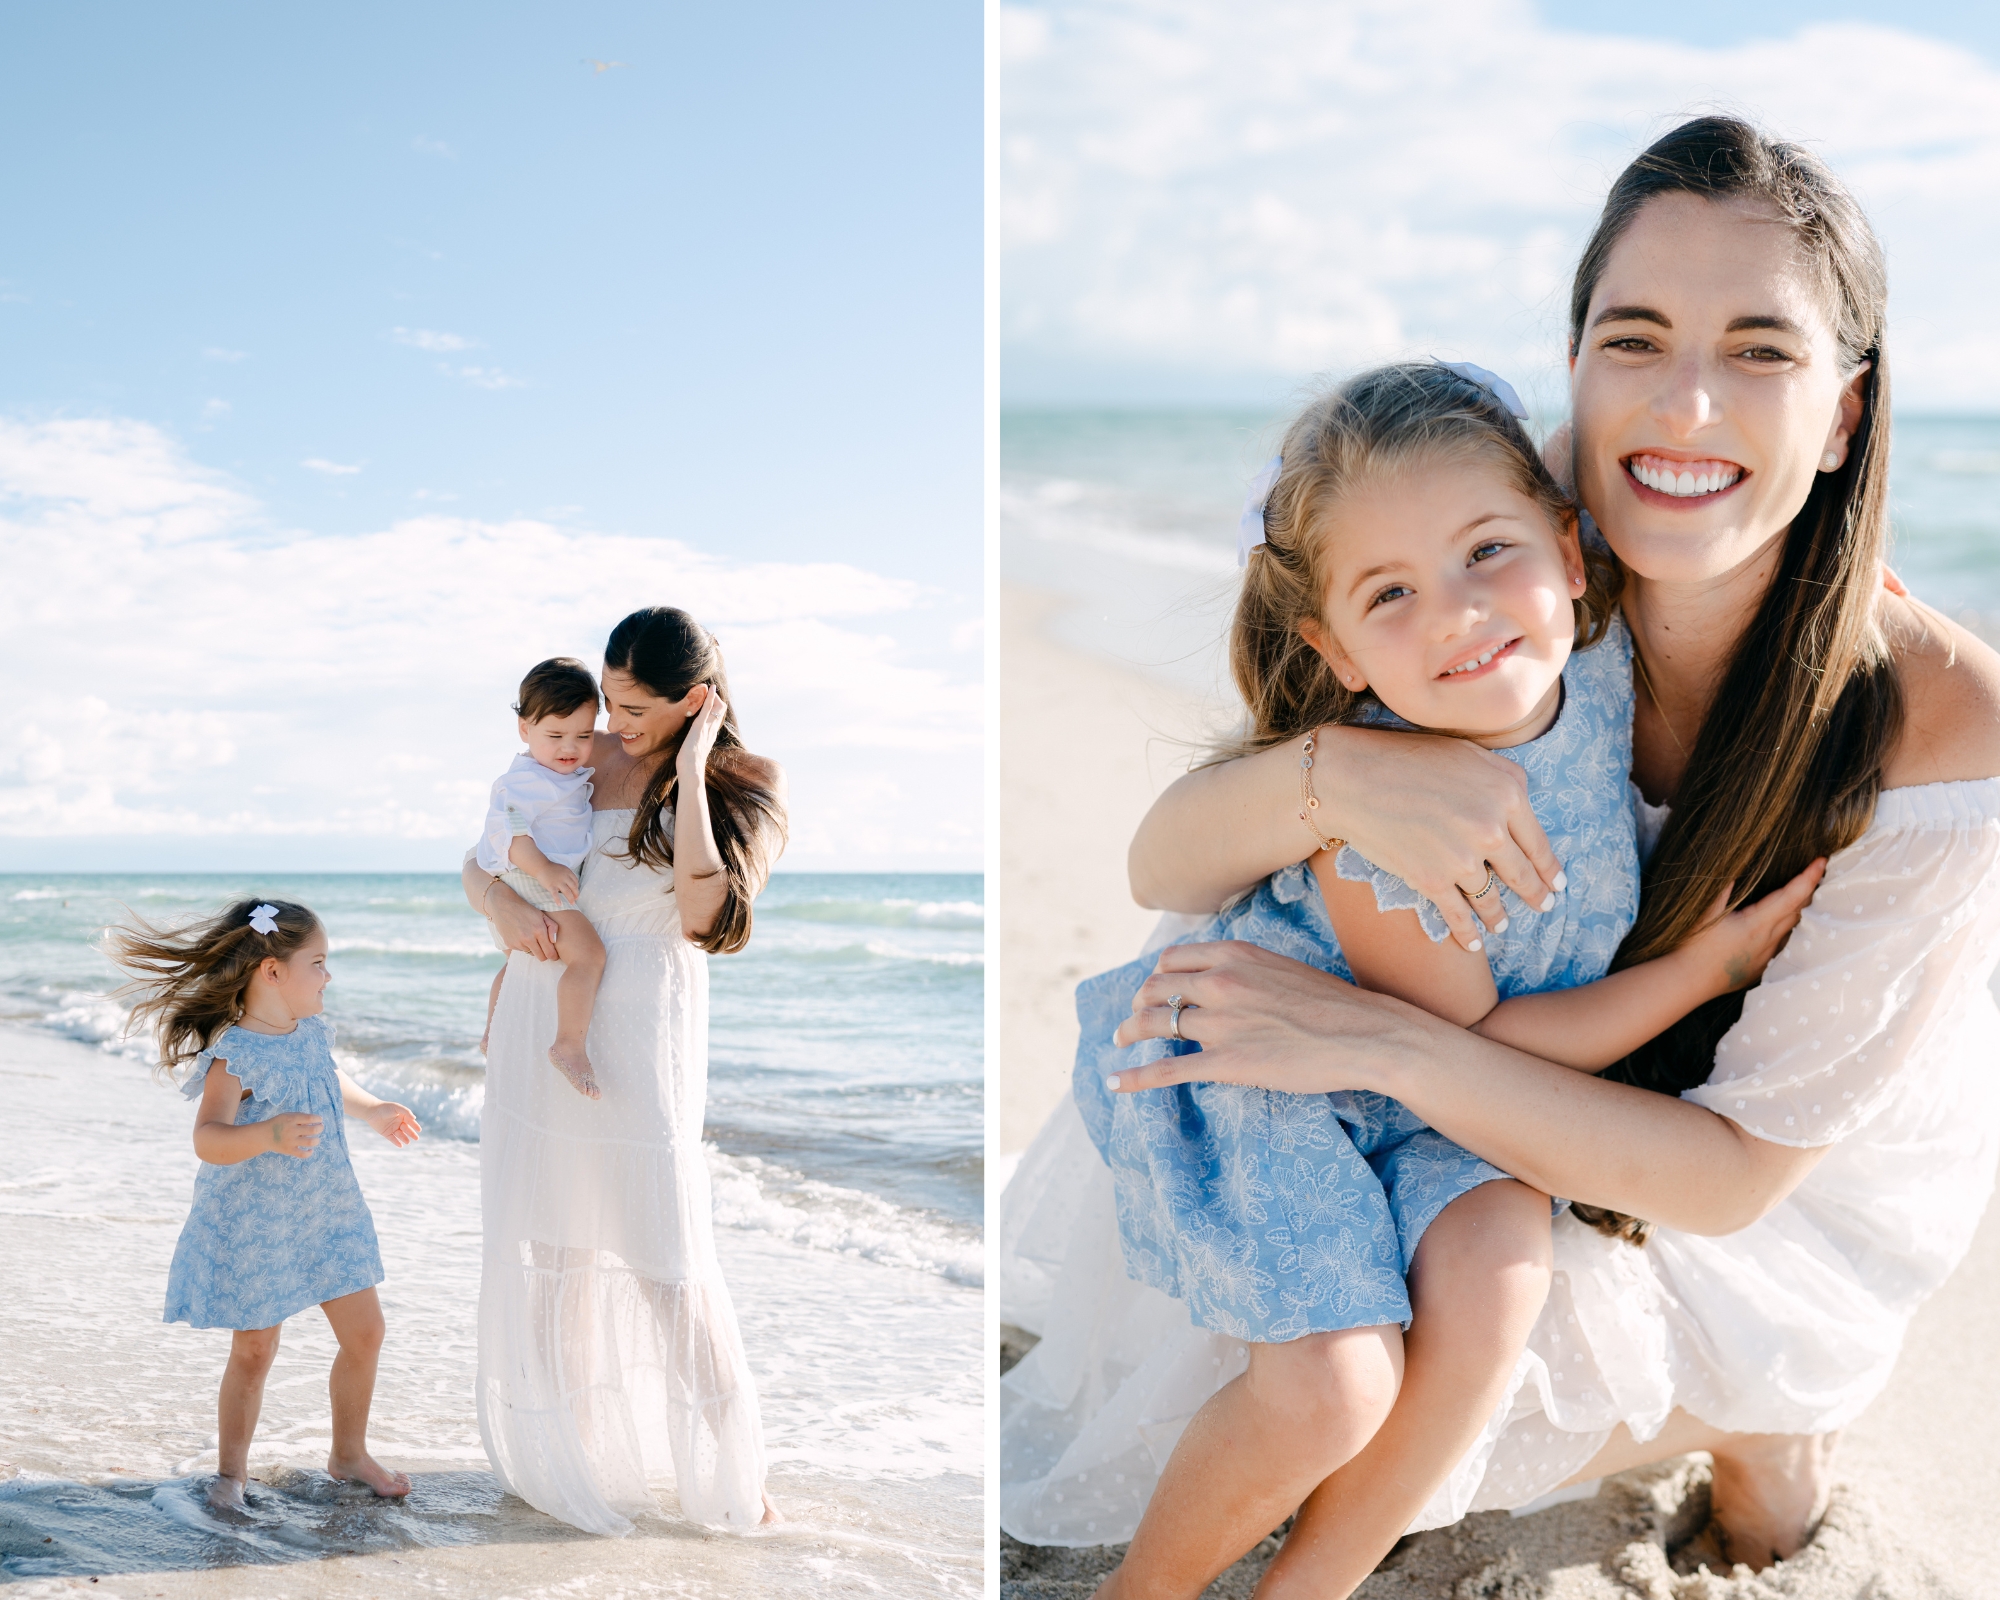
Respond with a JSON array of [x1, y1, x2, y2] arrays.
[[1168, 994, 1190, 1040]]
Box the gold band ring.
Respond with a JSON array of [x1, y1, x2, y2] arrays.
[[1464, 867, 1497, 901]]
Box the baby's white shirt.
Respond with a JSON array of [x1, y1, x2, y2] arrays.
[[476, 753, 595, 875]]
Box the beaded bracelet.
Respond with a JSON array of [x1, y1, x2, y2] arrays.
[[1298, 730, 1346, 855]]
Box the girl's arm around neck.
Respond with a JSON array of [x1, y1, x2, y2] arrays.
[[1130, 725, 1564, 950]]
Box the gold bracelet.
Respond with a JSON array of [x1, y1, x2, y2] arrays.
[[481, 876, 503, 915], [1298, 730, 1346, 855]]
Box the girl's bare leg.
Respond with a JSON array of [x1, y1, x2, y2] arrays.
[[546, 910, 604, 1098], [321, 1287, 411, 1497], [211, 1324, 282, 1509], [1564, 1411, 1835, 1568], [1091, 1324, 1404, 1600], [1253, 1180, 1554, 1599], [481, 964, 505, 1055]]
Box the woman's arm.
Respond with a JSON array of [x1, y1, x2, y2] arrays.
[[460, 854, 561, 960], [671, 693, 787, 942], [1129, 726, 1566, 950], [1108, 942, 1825, 1234], [191, 1060, 321, 1165]]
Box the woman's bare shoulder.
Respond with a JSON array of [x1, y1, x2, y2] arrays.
[[1881, 595, 2000, 788]]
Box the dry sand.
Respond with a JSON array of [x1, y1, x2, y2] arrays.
[[998, 584, 2000, 1597]]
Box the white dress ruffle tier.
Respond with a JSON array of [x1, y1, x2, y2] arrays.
[[1000, 779, 2000, 1544], [478, 808, 767, 1535]]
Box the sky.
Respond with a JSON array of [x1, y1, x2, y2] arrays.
[[1001, 0, 2000, 412], [0, 2, 981, 873]]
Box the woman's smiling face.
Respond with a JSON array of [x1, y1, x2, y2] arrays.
[[601, 667, 705, 760], [1570, 192, 1868, 585]]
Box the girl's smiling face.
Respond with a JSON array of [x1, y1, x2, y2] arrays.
[[601, 668, 707, 761], [1301, 455, 1586, 747], [1570, 192, 1868, 585], [257, 926, 330, 1022]]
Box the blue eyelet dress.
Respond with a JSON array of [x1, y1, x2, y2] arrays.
[[163, 1014, 385, 1331], [1073, 620, 1641, 1345]]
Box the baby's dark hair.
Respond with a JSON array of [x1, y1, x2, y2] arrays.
[[514, 657, 600, 724], [105, 898, 322, 1076]]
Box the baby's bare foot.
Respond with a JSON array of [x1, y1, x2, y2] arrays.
[[206, 1473, 249, 1512], [480, 1024, 491, 1055], [327, 1450, 412, 1498], [549, 1042, 601, 1099]]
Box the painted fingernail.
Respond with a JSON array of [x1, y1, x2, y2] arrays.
[[1105, 1074, 1121, 1090], [1553, 871, 1568, 892], [1466, 939, 1482, 952], [1495, 917, 1509, 933], [1539, 894, 1557, 913]]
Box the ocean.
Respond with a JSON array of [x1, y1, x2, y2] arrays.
[[0, 871, 982, 1595], [1003, 409, 2000, 695]]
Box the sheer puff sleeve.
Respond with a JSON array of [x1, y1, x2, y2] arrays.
[[1686, 779, 2000, 1148]]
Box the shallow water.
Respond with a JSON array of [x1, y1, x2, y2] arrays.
[[1003, 409, 2000, 698]]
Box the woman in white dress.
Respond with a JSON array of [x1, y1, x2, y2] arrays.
[[1001, 117, 2000, 1591], [461, 605, 786, 1535]]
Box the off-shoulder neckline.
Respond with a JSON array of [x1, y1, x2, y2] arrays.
[[1869, 777, 2000, 832]]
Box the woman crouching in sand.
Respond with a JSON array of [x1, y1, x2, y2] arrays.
[[1007, 117, 2000, 1593]]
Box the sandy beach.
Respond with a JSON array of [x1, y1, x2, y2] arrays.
[[0, 1020, 980, 1598], [999, 582, 2000, 1598]]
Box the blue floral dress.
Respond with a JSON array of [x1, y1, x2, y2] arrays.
[[1074, 620, 1640, 1344], [163, 1015, 384, 1330]]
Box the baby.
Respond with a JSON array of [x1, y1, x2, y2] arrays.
[[479, 656, 605, 1099]]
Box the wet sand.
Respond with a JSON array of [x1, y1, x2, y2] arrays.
[[0, 1022, 980, 1598], [997, 586, 2000, 1597]]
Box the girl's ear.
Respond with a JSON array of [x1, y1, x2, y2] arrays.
[[1557, 509, 1587, 594], [1298, 615, 1367, 693]]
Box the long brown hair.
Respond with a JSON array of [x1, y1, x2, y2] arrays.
[[603, 606, 786, 955], [1219, 361, 1619, 760], [1565, 118, 1902, 1244], [105, 897, 323, 1077]]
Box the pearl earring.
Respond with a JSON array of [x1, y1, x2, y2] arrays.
[[1821, 450, 1841, 471]]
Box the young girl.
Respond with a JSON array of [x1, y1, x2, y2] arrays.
[[110, 897, 423, 1512], [477, 656, 606, 1099], [1073, 362, 1824, 1596]]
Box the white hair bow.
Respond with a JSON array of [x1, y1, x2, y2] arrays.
[[1439, 361, 1529, 421], [248, 904, 280, 936], [1236, 454, 1284, 567]]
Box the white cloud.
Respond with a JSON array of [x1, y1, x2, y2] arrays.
[[453, 365, 525, 390], [1003, 1, 2000, 409], [392, 327, 475, 353], [200, 399, 231, 423], [0, 418, 981, 867], [201, 346, 247, 363], [412, 135, 457, 160], [301, 456, 360, 475]]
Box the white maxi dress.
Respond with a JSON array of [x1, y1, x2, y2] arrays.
[[1001, 779, 2000, 1542], [477, 808, 767, 1534]]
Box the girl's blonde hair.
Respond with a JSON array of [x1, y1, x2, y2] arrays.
[[1219, 362, 1620, 762], [106, 897, 322, 1076]]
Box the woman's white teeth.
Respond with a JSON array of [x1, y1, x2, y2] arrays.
[[1446, 644, 1503, 676], [1630, 459, 1741, 497]]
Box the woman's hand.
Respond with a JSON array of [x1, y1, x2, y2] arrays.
[[1107, 940, 1405, 1095], [1318, 730, 1566, 950], [676, 687, 727, 787], [487, 878, 562, 961], [268, 1112, 324, 1159], [363, 1101, 423, 1148]]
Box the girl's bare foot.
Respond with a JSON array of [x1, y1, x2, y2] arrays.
[[206, 1473, 250, 1512], [480, 1024, 491, 1055], [760, 1491, 783, 1525], [327, 1450, 412, 1498], [548, 1042, 601, 1099]]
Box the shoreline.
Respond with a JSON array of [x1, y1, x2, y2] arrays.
[[0, 1022, 981, 1598], [997, 598, 2000, 1597]]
